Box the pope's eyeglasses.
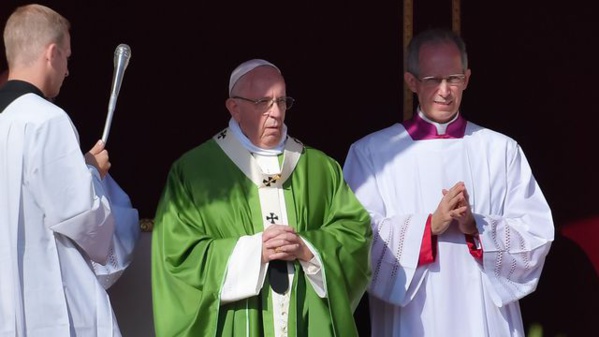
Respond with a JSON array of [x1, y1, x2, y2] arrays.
[[232, 96, 295, 112]]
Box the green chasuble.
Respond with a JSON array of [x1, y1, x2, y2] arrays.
[[152, 130, 372, 337]]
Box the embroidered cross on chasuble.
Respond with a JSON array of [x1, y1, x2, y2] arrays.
[[215, 128, 303, 294]]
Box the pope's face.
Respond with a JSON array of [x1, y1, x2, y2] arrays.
[[227, 66, 287, 149]]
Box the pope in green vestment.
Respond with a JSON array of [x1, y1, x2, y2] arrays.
[[151, 129, 372, 337]]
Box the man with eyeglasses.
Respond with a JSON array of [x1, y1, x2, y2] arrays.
[[343, 28, 554, 337], [152, 58, 372, 337]]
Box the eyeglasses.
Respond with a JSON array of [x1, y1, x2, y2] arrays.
[[232, 96, 295, 112], [416, 74, 466, 88]]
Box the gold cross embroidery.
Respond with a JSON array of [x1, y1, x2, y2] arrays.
[[262, 174, 281, 187]]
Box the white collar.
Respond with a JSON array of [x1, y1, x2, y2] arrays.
[[417, 108, 459, 135], [228, 118, 287, 156]]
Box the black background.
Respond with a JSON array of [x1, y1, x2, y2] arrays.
[[2, 1, 597, 336]]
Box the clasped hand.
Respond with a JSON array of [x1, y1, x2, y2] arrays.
[[431, 181, 477, 235], [262, 224, 313, 263]]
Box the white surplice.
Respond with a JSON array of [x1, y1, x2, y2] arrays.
[[0, 93, 140, 336], [343, 121, 554, 337]]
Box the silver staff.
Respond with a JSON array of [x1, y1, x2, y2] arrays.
[[101, 43, 131, 144]]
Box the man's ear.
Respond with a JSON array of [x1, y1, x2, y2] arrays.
[[404, 72, 418, 93], [45, 43, 58, 62], [225, 97, 240, 121], [462, 69, 472, 90]]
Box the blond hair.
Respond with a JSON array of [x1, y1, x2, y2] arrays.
[[3, 4, 70, 67]]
